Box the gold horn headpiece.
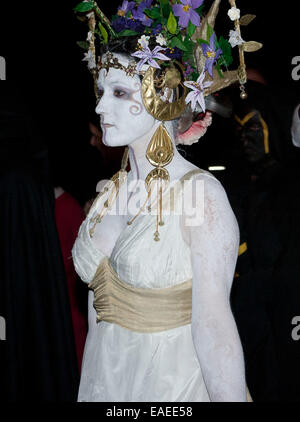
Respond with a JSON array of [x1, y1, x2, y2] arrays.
[[75, 0, 262, 240]]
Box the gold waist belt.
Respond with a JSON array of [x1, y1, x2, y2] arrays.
[[88, 257, 192, 333]]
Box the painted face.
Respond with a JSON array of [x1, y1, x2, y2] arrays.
[[95, 54, 156, 147], [234, 110, 269, 163]]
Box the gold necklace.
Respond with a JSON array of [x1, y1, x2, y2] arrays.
[[89, 171, 166, 241], [89, 146, 169, 242]]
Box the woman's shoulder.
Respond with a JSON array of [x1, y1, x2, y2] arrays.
[[178, 165, 221, 186]]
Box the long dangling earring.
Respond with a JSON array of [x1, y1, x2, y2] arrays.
[[89, 147, 129, 238], [145, 122, 174, 241]]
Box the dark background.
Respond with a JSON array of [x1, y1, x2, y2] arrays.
[[1, 0, 299, 203]]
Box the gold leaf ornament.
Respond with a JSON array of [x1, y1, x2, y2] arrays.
[[146, 124, 174, 168], [239, 14, 256, 26], [243, 41, 263, 52], [165, 67, 181, 89], [141, 65, 188, 121]]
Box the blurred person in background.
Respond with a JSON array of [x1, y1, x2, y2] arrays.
[[52, 176, 88, 372], [0, 84, 79, 401], [228, 78, 300, 401]]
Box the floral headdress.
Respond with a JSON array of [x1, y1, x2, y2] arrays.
[[75, 0, 262, 143]]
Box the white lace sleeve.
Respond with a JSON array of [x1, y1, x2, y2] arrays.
[[181, 174, 246, 402]]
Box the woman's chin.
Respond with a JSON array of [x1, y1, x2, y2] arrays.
[[102, 137, 126, 148]]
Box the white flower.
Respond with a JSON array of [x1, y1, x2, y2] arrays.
[[82, 49, 96, 70], [131, 41, 171, 72], [159, 87, 172, 102], [227, 6, 240, 21], [156, 33, 167, 46], [184, 69, 213, 112], [87, 31, 93, 42], [138, 35, 150, 47], [86, 12, 94, 19], [228, 30, 244, 48]]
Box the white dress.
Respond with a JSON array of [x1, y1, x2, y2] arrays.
[[72, 169, 244, 402]]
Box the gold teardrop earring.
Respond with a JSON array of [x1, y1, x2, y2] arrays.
[[145, 122, 174, 241]]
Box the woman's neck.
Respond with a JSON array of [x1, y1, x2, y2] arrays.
[[127, 122, 189, 183]]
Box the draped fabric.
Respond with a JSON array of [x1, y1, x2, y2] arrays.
[[55, 192, 88, 372], [73, 170, 211, 402], [73, 168, 246, 402], [89, 256, 192, 332], [0, 85, 79, 401]]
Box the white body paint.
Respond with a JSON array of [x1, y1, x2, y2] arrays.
[[291, 103, 300, 147], [74, 53, 247, 402]]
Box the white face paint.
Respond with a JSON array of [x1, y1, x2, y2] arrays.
[[95, 53, 156, 147]]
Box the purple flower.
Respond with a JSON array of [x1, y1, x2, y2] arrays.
[[132, 8, 153, 27], [126, 18, 145, 32], [164, 46, 183, 60], [138, 0, 153, 12], [151, 24, 162, 35], [201, 32, 222, 78], [184, 62, 193, 77], [172, 0, 203, 28], [111, 16, 128, 33], [131, 40, 171, 72], [184, 69, 213, 112], [117, 0, 135, 17]]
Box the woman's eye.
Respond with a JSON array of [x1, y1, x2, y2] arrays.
[[114, 90, 126, 98], [97, 89, 104, 98]]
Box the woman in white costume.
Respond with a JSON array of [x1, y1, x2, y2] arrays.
[[72, 0, 260, 402]]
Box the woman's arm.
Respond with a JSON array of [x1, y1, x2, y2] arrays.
[[291, 103, 300, 147], [88, 290, 98, 332], [181, 174, 246, 401]]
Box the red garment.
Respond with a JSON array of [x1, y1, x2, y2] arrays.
[[55, 192, 88, 372]]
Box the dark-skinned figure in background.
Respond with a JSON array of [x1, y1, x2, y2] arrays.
[[227, 80, 300, 402]]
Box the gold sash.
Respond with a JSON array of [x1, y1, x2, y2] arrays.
[[88, 257, 192, 333], [88, 257, 253, 402]]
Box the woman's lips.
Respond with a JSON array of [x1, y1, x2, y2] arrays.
[[103, 123, 115, 128]]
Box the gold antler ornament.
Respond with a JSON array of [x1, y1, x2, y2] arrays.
[[228, 0, 262, 99], [75, 0, 263, 241]]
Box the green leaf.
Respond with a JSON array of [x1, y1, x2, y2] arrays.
[[183, 36, 194, 50], [76, 15, 87, 22], [187, 21, 196, 38], [216, 62, 224, 78], [160, 0, 171, 19], [144, 7, 161, 19], [99, 23, 108, 44], [182, 36, 195, 62], [170, 36, 188, 52], [206, 23, 214, 41], [117, 29, 139, 37], [183, 51, 195, 67], [167, 11, 177, 35], [73, 2, 94, 12], [219, 36, 230, 54], [77, 41, 89, 50], [190, 71, 199, 82], [218, 36, 233, 67], [215, 36, 219, 50], [197, 38, 209, 45], [195, 5, 204, 15]]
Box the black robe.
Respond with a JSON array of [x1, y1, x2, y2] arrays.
[[229, 159, 300, 402], [0, 86, 79, 401]]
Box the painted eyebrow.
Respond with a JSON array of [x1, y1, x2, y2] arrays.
[[98, 79, 134, 90]]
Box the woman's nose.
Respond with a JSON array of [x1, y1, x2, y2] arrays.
[[95, 99, 104, 115]]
